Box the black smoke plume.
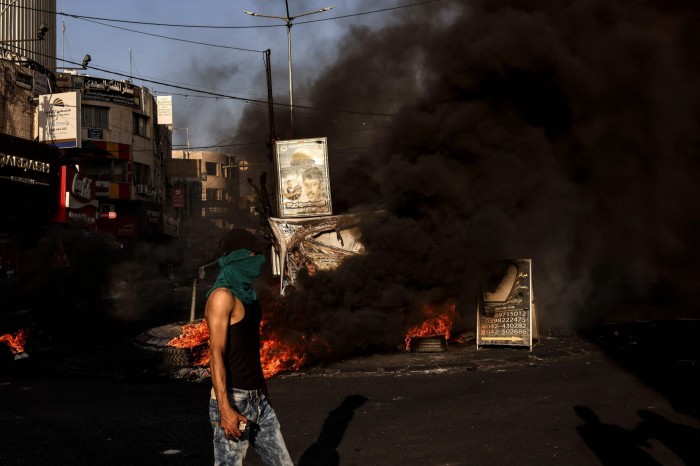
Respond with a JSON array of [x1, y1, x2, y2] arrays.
[[236, 0, 700, 360]]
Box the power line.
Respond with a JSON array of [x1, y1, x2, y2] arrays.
[[61, 12, 279, 29], [0, 1, 267, 53], [152, 89, 268, 101], [296, 1, 444, 26], [89, 63, 393, 117], [0, 1, 425, 117], [6, 45, 395, 118], [75, 17, 265, 53], [0, 1, 440, 30]]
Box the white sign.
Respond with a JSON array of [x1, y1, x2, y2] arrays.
[[38, 92, 81, 148], [156, 95, 173, 125], [476, 259, 538, 351]]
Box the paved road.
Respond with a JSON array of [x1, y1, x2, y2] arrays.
[[1, 318, 699, 465]]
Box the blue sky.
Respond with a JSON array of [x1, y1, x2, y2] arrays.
[[54, 1, 411, 150]]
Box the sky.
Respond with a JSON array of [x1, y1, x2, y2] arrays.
[[13, 0, 700, 359], [54, 0, 412, 152]]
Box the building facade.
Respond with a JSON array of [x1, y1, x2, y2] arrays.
[[50, 72, 175, 244], [0, 0, 56, 70], [170, 149, 240, 231], [1, 54, 176, 290]]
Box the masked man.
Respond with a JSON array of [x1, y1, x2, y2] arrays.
[[205, 229, 293, 465]]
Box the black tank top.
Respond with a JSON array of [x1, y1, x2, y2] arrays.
[[224, 299, 264, 390]]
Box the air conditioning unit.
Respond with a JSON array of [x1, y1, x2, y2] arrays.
[[136, 184, 148, 194]]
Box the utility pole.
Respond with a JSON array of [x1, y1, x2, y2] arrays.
[[244, 2, 333, 137], [264, 49, 276, 159]]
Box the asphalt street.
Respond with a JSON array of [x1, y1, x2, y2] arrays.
[[1, 315, 699, 465]]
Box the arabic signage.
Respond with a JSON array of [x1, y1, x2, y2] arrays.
[[476, 259, 538, 351], [87, 128, 103, 139], [38, 91, 81, 148], [97, 217, 139, 238], [79, 76, 138, 107], [274, 137, 332, 218], [170, 187, 185, 207], [156, 95, 173, 125]]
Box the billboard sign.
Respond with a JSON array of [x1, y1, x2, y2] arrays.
[[273, 137, 332, 218], [476, 259, 538, 351], [80, 77, 138, 107], [156, 95, 173, 125], [38, 92, 81, 148]]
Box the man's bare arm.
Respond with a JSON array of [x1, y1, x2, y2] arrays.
[[206, 289, 248, 439]]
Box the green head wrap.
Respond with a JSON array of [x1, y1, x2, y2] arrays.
[[206, 249, 266, 304]]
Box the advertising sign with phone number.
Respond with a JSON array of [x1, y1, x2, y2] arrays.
[[477, 259, 538, 351]]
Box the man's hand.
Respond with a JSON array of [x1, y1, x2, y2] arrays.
[[221, 407, 249, 441]]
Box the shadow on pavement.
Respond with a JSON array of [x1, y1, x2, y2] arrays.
[[574, 405, 662, 466], [635, 409, 700, 465], [298, 394, 369, 466], [581, 320, 700, 418], [577, 319, 700, 465]]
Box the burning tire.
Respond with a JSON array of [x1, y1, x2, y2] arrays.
[[163, 346, 192, 367], [410, 336, 447, 353]]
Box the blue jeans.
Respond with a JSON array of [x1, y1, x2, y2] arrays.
[[209, 388, 294, 466]]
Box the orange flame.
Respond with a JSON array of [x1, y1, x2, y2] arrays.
[[260, 338, 306, 378], [0, 329, 27, 355], [166, 319, 327, 378], [167, 320, 209, 349], [167, 320, 210, 366], [405, 303, 459, 351]]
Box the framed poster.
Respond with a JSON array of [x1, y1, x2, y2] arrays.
[[273, 138, 332, 218], [476, 259, 538, 351]]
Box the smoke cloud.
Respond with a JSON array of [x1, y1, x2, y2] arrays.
[[28, 1, 697, 359], [230, 0, 700, 360]]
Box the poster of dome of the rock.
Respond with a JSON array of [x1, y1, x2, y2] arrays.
[[273, 138, 332, 218]]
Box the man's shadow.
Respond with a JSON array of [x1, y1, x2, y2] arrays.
[[298, 394, 369, 466], [574, 405, 661, 465], [635, 409, 700, 465]]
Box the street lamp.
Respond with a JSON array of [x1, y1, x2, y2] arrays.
[[37, 22, 49, 40], [44, 54, 91, 70], [244, 1, 333, 136], [0, 22, 49, 44]]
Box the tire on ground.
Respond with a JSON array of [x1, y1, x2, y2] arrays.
[[410, 336, 447, 353], [163, 346, 193, 366]]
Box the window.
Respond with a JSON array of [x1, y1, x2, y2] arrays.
[[132, 162, 150, 186], [82, 105, 109, 129], [206, 188, 224, 201], [205, 162, 218, 176], [133, 113, 148, 137], [80, 159, 128, 183]]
